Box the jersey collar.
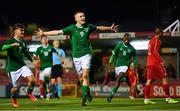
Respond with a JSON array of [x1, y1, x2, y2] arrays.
[[123, 42, 128, 47], [14, 37, 21, 42], [42, 44, 49, 48]]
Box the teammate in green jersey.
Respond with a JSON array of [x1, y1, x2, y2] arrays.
[[1, 23, 37, 108], [107, 33, 138, 102], [33, 35, 62, 100], [35, 10, 119, 106]]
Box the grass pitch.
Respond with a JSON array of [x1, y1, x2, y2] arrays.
[[0, 97, 180, 111]]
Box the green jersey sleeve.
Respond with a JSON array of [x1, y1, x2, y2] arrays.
[[113, 42, 121, 55], [1, 40, 13, 51], [88, 24, 97, 32], [131, 47, 138, 68], [109, 42, 120, 64], [34, 47, 40, 57], [62, 25, 73, 35], [23, 40, 32, 62]]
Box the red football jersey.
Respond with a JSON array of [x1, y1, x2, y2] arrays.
[[147, 35, 163, 66]]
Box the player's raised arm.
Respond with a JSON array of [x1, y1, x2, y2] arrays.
[[97, 23, 119, 32], [34, 28, 63, 37]]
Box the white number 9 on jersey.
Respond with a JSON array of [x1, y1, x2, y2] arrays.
[[80, 31, 84, 37]]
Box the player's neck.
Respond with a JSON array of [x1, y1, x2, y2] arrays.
[[76, 23, 83, 28], [42, 43, 48, 47], [14, 35, 21, 41]]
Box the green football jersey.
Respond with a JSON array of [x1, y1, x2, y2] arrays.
[[2, 37, 32, 72], [34, 45, 56, 70], [113, 42, 136, 67], [62, 24, 97, 58]]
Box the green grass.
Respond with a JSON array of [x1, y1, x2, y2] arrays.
[[0, 98, 180, 110]]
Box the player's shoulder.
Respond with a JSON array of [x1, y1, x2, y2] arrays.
[[20, 38, 27, 43], [48, 45, 54, 48], [67, 24, 76, 28], [37, 45, 43, 50], [117, 41, 123, 45], [86, 23, 96, 28], [4, 37, 15, 44]]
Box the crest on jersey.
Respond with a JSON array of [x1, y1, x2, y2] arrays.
[[84, 28, 89, 32], [127, 49, 131, 53], [48, 49, 51, 52]]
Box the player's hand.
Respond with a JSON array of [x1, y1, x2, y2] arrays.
[[110, 23, 119, 32], [11, 43, 20, 47], [160, 62, 165, 67], [136, 76, 139, 84], [34, 28, 44, 37], [108, 64, 114, 72]]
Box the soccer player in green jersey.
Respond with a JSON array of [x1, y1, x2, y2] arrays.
[[107, 33, 138, 102], [35, 10, 119, 106], [33, 35, 62, 100], [1, 23, 37, 108]]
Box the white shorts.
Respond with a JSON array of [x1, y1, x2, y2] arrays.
[[40, 67, 51, 80], [115, 66, 128, 76], [73, 54, 91, 75], [8, 66, 33, 87]]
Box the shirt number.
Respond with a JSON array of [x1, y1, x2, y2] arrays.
[[123, 51, 126, 56], [44, 52, 48, 56], [80, 31, 84, 37]]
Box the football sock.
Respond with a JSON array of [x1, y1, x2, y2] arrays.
[[57, 83, 62, 97], [163, 84, 170, 98], [144, 85, 150, 99]]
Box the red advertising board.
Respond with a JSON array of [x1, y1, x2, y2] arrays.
[[150, 84, 180, 97]]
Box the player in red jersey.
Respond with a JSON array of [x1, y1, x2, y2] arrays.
[[144, 28, 178, 104], [128, 63, 138, 99], [35, 57, 44, 98]]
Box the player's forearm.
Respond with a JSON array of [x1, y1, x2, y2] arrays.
[[133, 57, 138, 68], [109, 53, 115, 64], [44, 30, 62, 36], [1, 45, 12, 51], [97, 26, 112, 31]]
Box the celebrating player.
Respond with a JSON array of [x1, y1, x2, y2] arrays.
[[144, 28, 178, 104], [1, 23, 37, 108], [34, 10, 119, 106], [107, 33, 137, 102], [33, 35, 62, 100]]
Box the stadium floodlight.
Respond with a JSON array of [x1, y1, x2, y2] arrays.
[[130, 39, 149, 50]]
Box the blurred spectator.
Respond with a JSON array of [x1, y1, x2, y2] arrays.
[[137, 64, 146, 84], [166, 63, 176, 79]]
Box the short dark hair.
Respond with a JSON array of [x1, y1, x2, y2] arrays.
[[41, 35, 47, 39], [12, 23, 25, 31], [74, 9, 85, 17], [154, 27, 162, 35], [124, 33, 131, 38]]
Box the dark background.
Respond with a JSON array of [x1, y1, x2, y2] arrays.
[[0, 0, 179, 31]]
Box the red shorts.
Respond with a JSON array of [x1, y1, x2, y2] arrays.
[[128, 71, 136, 86], [129, 75, 136, 86], [146, 65, 167, 80]]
